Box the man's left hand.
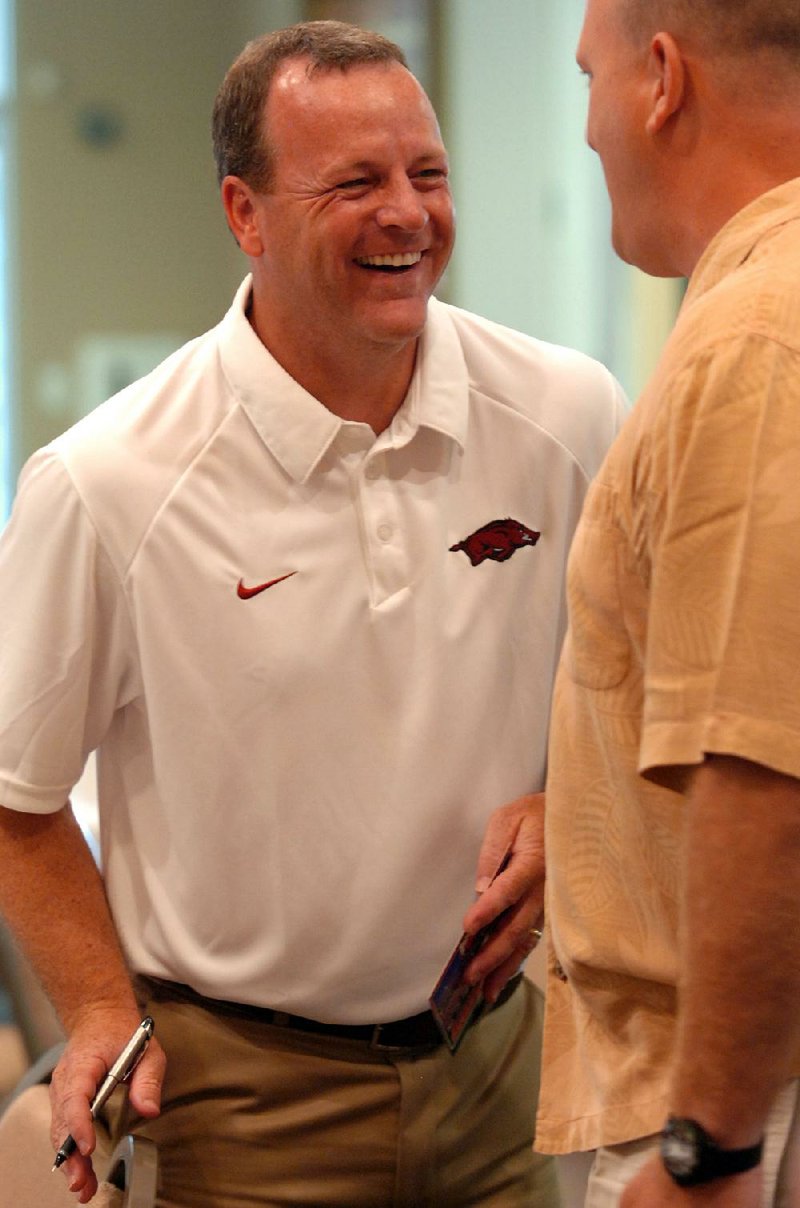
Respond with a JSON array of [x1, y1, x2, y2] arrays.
[[620, 1155, 762, 1208], [461, 791, 545, 1001]]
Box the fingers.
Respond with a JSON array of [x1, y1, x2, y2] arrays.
[[466, 895, 545, 986], [465, 793, 546, 937], [461, 793, 546, 992], [50, 1055, 101, 1161], [59, 1153, 99, 1203], [473, 791, 545, 894], [463, 850, 545, 947], [482, 919, 544, 1003], [483, 955, 527, 1006], [48, 1009, 166, 1200], [474, 815, 519, 895], [76, 1174, 100, 1205], [50, 1064, 99, 1200]]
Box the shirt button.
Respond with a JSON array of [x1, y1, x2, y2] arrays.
[[554, 962, 568, 983], [377, 523, 393, 542]]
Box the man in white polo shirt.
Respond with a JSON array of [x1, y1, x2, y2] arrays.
[[0, 20, 625, 1207]]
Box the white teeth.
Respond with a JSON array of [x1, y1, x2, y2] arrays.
[[356, 252, 423, 267]]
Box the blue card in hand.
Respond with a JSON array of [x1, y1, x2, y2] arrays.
[[428, 850, 513, 1052]]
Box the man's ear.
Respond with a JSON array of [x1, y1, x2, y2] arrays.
[[646, 32, 686, 135], [221, 176, 265, 256]]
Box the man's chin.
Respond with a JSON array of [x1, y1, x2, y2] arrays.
[[611, 223, 683, 278], [359, 298, 431, 347]]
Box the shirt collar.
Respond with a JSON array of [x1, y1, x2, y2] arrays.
[[217, 278, 468, 483], [687, 176, 800, 304]]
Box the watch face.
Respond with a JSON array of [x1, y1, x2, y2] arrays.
[[662, 1115, 764, 1188], [662, 1118, 700, 1177]]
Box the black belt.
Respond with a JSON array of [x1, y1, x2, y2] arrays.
[[139, 972, 523, 1053]]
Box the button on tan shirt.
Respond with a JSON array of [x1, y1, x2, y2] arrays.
[[537, 178, 800, 1154]]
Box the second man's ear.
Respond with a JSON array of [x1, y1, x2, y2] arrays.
[[645, 32, 686, 136]]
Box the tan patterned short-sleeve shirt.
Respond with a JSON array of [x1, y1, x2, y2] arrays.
[[537, 178, 800, 1154]]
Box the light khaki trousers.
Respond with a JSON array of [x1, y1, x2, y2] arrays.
[[111, 977, 559, 1208], [584, 1079, 800, 1207]]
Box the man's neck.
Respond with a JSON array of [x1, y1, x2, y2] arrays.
[[247, 300, 419, 436], [678, 87, 800, 276], [680, 161, 800, 278], [281, 342, 418, 436]]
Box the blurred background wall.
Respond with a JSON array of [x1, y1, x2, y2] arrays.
[[0, 0, 682, 518]]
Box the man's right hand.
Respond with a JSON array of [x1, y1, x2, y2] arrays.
[[0, 803, 165, 1201], [49, 1006, 165, 1203]]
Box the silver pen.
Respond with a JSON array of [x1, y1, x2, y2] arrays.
[[51, 1016, 154, 1172]]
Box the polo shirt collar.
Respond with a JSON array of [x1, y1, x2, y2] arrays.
[[217, 277, 467, 483], [688, 176, 800, 303]]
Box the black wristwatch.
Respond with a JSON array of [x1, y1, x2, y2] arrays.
[[660, 1116, 763, 1187]]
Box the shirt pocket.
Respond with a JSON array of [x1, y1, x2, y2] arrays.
[[562, 481, 633, 692]]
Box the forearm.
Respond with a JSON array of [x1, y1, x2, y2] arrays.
[[0, 802, 138, 1031], [671, 755, 800, 1145]]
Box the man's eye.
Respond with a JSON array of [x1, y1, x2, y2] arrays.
[[336, 178, 370, 191], [414, 168, 448, 188]]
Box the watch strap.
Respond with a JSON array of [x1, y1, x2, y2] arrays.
[[662, 1115, 764, 1187]]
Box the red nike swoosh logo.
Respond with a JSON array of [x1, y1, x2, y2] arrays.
[[237, 573, 297, 599]]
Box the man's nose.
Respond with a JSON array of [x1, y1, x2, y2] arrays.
[[375, 176, 429, 231]]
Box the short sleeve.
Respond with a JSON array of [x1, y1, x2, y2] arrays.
[[641, 333, 800, 784], [0, 450, 139, 811]]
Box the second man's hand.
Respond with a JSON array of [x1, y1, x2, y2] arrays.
[[462, 791, 546, 1002], [620, 1153, 763, 1208]]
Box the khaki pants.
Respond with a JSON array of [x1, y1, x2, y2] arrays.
[[110, 977, 559, 1208], [585, 1079, 800, 1207]]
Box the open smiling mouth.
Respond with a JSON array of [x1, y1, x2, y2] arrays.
[[354, 251, 423, 273]]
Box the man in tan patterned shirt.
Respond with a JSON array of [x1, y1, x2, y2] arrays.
[[536, 1, 800, 1205]]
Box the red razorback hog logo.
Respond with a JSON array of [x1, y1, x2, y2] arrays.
[[449, 518, 541, 566]]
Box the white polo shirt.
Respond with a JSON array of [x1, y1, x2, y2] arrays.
[[0, 278, 625, 1022]]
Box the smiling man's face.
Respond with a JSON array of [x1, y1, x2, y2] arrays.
[[243, 57, 455, 364]]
